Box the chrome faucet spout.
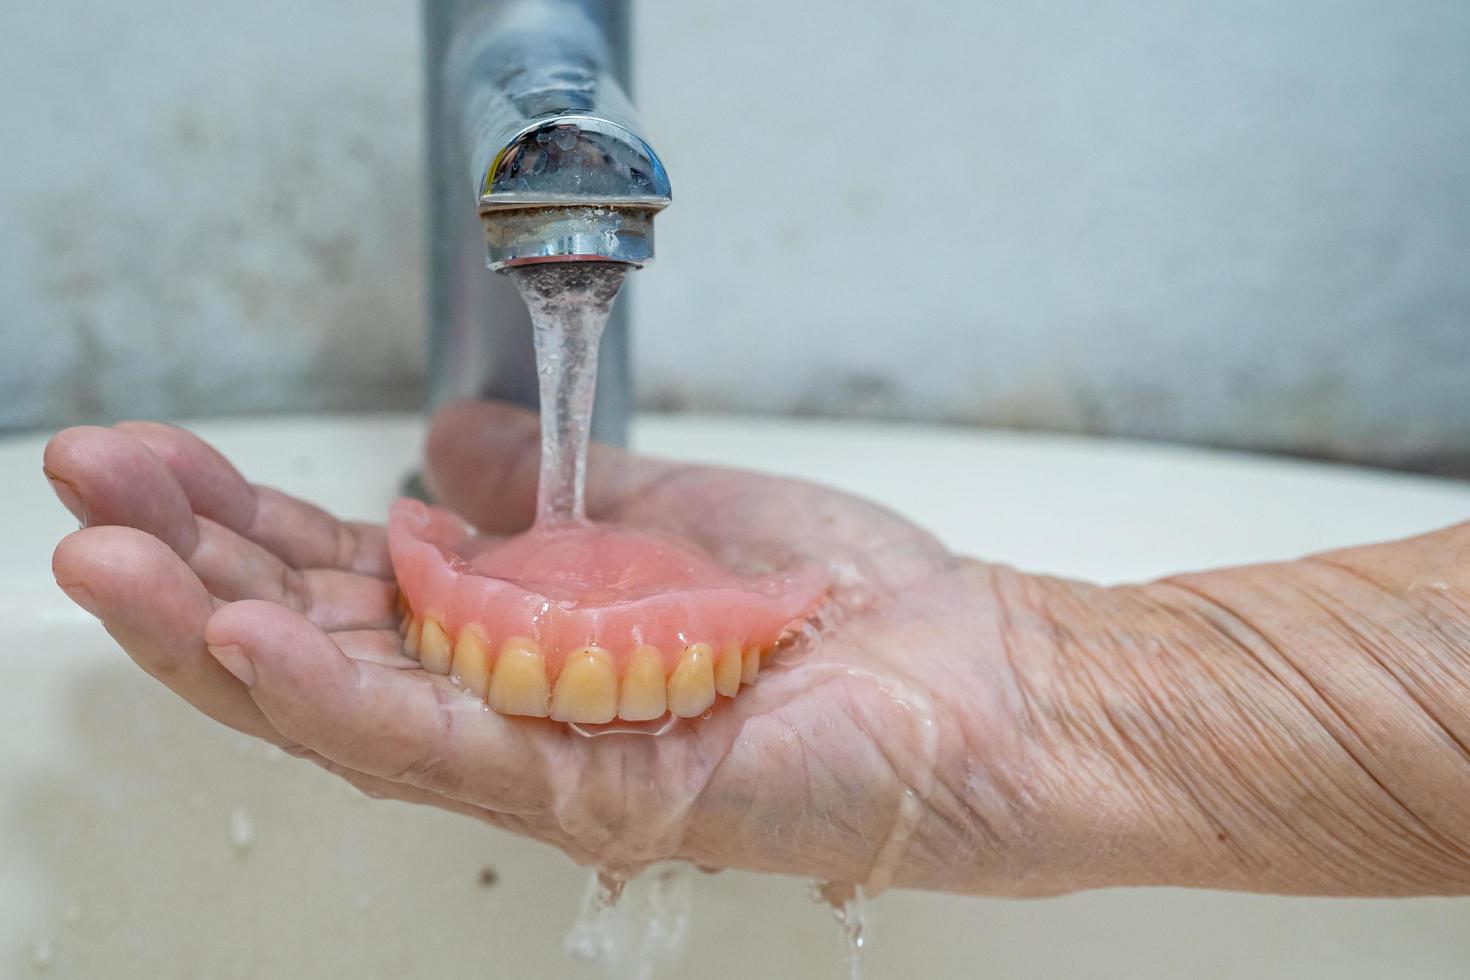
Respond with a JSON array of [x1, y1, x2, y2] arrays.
[[448, 0, 671, 268], [424, 0, 670, 443]]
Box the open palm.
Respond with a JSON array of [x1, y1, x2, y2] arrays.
[[46, 401, 1021, 891]]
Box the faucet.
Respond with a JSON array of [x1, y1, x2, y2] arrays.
[[423, 0, 671, 446]]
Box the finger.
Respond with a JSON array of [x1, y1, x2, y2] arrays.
[[424, 399, 680, 534], [44, 426, 198, 555], [205, 600, 557, 815], [51, 526, 285, 744], [190, 517, 397, 630], [118, 421, 393, 577], [248, 488, 393, 578], [113, 420, 257, 529]]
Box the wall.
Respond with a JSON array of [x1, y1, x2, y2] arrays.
[[3, 1, 1468, 471]]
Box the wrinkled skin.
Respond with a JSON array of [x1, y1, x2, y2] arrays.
[[43, 401, 1470, 896]]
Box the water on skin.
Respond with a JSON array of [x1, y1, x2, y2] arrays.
[[508, 262, 630, 527]]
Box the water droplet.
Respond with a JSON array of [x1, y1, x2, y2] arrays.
[[32, 937, 53, 970], [229, 807, 255, 853], [568, 715, 679, 738]]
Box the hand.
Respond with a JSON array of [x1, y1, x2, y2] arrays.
[[47, 402, 1470, 897], [44, 401, 1029, 892]]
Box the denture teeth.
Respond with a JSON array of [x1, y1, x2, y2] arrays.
[[668, 643, 717, 718], [452, 627, 492, 699], [715, 643, 743, 697], [404, 616, 424, 659], [741, 646, 761, 685], [487, 637, 550, 718], [550, 646, 618, 724], [618, 645, 668, 721], [419, 618, 453, 674]]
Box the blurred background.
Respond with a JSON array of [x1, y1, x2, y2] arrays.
[[1, 0, 1467, 472]]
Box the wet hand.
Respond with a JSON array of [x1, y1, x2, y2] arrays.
[[47, 403, 1470, 896], [44, 403, 1022, 890]]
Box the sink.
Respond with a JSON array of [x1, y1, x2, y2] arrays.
[[3, 413, 1468, 979]]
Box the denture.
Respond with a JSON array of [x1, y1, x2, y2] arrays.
[[388, 499, 829, 724]]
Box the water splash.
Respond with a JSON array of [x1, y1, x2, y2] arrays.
[[565, 865, 630, 964], [564, 863, 694, 979], [811, 880, 867, 980], [509, 262, 629, 526]]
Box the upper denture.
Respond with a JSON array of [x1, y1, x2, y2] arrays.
[[387, 498, 829, 723]]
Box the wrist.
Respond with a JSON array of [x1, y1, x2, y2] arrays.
[[970, 563, 1365, 894], [972, 568, 1219, 893], [907, 523, 1470, 898], [1006, 553, 1470, 896], [889, 561, 1162, 895]]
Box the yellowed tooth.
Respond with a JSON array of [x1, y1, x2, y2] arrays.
[[419, 618, 452, 674], [741, 646, 760, 685], [487, 637, 549, 717], [398, 612, 411, 637], [404, 616, 423, 658], [618, 646, 668, 721], [550, 646, 618, 724], [715, 643, 743, 697], [452, 627, 492, 699], [668, 643, 716, 717]]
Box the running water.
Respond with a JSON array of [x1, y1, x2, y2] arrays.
[[564, 863, 694, 979], [508, 262, 877, 978], [812, 880, 868, 980], [509, 262, 630, 526]]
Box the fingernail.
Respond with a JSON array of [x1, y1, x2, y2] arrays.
[[209, 643, 257, 688], [58, 582, 101, 619], [43, 469, 88, 526]]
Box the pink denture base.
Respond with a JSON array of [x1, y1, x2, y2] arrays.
[[387, 498, 830, 675]]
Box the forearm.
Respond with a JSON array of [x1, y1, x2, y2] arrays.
[[991, 522, 1470, 895]]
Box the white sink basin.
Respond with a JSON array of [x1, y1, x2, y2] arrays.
[[3, 414, 1468, 979]]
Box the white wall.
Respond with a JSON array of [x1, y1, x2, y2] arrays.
[[3, 1, 1468, 470], [0, 1, 425, 419]]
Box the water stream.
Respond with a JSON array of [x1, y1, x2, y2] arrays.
[[564, 864, 694, 980], [509, 262, 630, 526], [812, 880, 868, 980]]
